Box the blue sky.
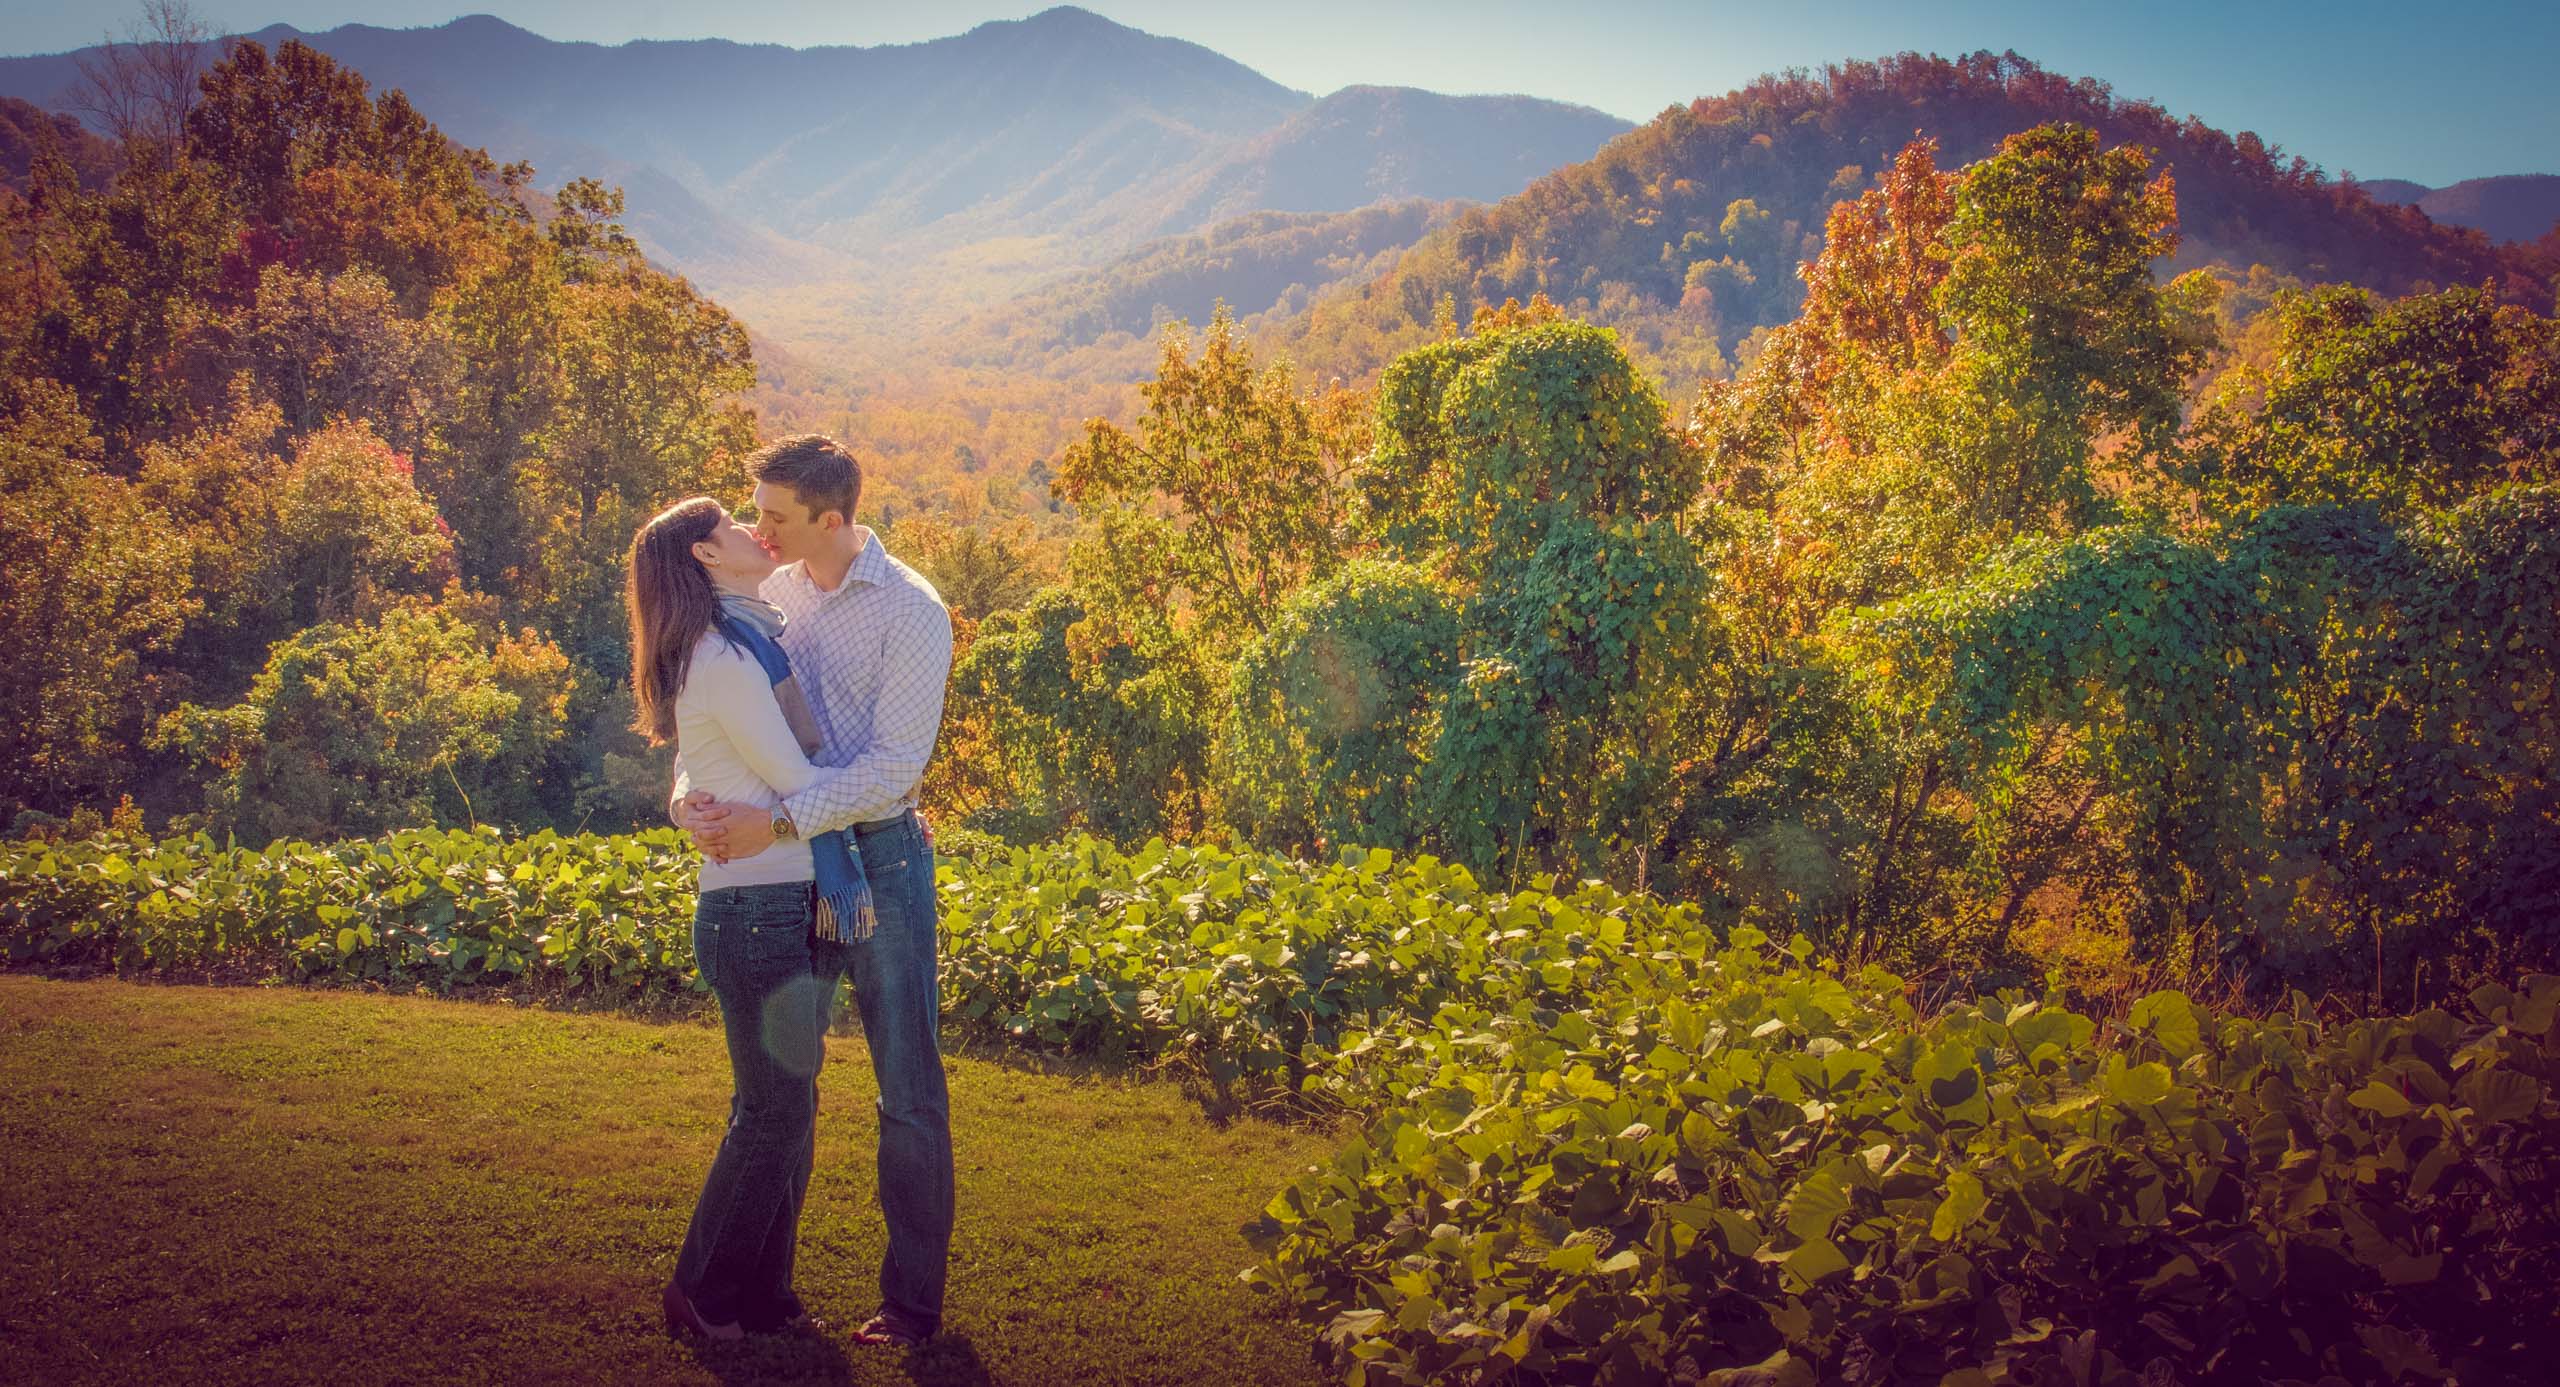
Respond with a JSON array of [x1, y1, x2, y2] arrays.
[[6, 1, 2553, 185]]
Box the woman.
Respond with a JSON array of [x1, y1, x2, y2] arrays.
[[626, 495, 873, 1340]]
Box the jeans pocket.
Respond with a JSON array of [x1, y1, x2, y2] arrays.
[[861, 821, 920, 882], [700, 886, 810, 979], [743, 912, 811, 962]]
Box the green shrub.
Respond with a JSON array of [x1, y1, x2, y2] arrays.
[[0, 828, 700, 994], [1247, 935, 2560, 1384], [938, 836, 1697, 1087]]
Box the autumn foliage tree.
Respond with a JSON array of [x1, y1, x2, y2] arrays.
[[0, 384, 189, 814], [0, 34, 755, 836], [1055, 303, 1354, 652]]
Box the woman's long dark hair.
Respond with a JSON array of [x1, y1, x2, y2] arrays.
[[627, 496, 726, 746]]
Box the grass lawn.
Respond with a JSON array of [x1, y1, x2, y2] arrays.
[[0, 976, 1343, 1387]]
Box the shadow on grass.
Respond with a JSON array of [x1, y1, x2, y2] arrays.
[[898, 1334, 994, 1387], [935, 1028, 1348, 1132], [684, 1329, 992, 1387]]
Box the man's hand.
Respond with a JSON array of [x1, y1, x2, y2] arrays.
[[684, 797, 776, 862]]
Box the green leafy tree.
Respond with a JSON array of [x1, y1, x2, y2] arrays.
[[945, 587, 1216, 842], [2183, 284, 2560, 517], [1663, 128, 2225, 947], [888, 514, 1045, 622], [1056, 304, 1351, 653], [138, 413, 456, 700], [419, 200, 557, 597], [522, 178, 756, 675], [1845, 487, 2560, 994], [150, 592, 572, 843], [0, 385, 190, 817], [1357, 315, 1714, 880], [0, 133, 234, 453], [226, 264, 450, 452], [1224, 560, 1463, 854]]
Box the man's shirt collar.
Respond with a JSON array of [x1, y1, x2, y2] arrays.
[[780, 526, 890, 601]]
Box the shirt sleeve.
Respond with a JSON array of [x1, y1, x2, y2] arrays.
[[690, 643, 828, 798], [783, 597, 954, 836], [668, 750, 691, 825]]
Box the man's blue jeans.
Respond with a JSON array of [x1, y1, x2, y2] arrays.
[[674, 881, 831, 1327], [824, 810, 953, 1334]]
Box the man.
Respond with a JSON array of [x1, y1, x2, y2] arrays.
[[673, 433, 956, 1350]]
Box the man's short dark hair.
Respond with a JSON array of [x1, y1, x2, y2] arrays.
[[746, 434, 862, 524]]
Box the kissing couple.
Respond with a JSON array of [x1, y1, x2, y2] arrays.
[[622, 434, 956, 1349]]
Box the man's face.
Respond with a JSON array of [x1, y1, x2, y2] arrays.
[[749, 480, 836, 565]]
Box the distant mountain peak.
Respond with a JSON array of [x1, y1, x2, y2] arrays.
[[440, 14, 538, 39], [1021, 6, 1122, 27], [968, 6, 1147, 41]]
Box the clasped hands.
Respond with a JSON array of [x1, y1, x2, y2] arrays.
[[675, 791, 776, 864]]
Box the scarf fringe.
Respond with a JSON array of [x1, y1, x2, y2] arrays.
[[813, 886, 878, 943]]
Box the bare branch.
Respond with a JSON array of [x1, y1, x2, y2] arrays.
[[64, 0, 211, 164]]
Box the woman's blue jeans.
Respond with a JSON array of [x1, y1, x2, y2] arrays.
[[673, 881, 833, 1327]]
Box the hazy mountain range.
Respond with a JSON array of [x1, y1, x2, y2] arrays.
[[4, 9, 2551, 399], [2357, 175, 2560, 245], [0, 9, 1629, 289]]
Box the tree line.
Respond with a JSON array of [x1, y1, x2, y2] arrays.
[[948, 129, 2559, 1002], [4, 31, 2552, 1003]]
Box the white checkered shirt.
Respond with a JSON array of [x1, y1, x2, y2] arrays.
[[674, 527, 953, 835]]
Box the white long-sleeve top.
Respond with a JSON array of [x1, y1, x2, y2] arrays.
[[671, 529, 952, 838], [674, 632, 825, 891]]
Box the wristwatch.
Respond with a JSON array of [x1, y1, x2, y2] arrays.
[[770, 805, 798, 842]]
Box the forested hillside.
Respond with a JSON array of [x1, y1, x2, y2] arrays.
[[2364, 172, 2560, 244], [960, 199, 1463, 373], [944, 123, 2559, 1005], [1, 95, 119, 190], [1269, 51, 2551, 392], [1136, 85, 1629, 239]]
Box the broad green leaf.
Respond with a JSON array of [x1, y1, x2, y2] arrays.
[[2128, 990, 2202, 1059], [2347, 1080, 2412, 1118], [1930, 1171, 1988, 1242], [1783, 1167, 1851, 1240], [2103, 1057, 2174, 1106], [1783, 1237, 1850, 1286], [2456, 1068, 2542, 1124]]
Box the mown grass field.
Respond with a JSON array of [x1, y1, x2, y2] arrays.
[[0, 976, 1341, 1387]]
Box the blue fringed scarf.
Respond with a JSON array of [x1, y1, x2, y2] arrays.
[[712, 593, 875, 942]]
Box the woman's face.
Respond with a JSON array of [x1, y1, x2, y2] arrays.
[[692, 506, 779, 587]]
